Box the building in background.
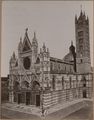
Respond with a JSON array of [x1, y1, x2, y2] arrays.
[[8, 10, 93, 109], [1, 76, 9, 103]]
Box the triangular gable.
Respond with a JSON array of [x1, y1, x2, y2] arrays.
[[22, 34, 32, 52]]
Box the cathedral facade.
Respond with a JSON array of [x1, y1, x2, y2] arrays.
[[8, 10, 93, 109]]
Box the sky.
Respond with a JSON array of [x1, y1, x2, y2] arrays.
[[1, 1, 93, 77]]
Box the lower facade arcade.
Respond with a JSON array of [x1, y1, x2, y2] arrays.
[[14, 90, 41, 106], [8, 73, 93, 108], [9, 86, 92, 108]]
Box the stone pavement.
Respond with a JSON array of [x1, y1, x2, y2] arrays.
[[1, 108, 41, 120], [2, 102, 42, 116], [45, 99, 92, 120], [62, 104, 93, 120], [1, 98, 92, 119]]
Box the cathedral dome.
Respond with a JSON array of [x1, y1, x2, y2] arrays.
[[63, 41, 75, 63], [63, 53, 74, 63]]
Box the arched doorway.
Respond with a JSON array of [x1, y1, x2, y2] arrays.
[[13, 81, 20, 103], [81, 76, 87, 98], [83, 90, 87, 98], [26, 92, 31, 105], [36, 95, 40, 106], [31, 81, 40, 106], [21, 81, 30, 105], [52, 75, 55, 90], [18, 93, 21, 104]]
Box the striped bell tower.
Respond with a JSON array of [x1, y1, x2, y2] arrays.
[[75, 10, 91, 73]]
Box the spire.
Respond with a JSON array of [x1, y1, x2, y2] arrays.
[[23, 28, 30, 42], [19, 37, 22, 45], [75, 14, 77, 24], [78, 5, 86, 22], [43, 43, 46, 52], [79, 5, 83, 17], [34, 31, 36, 39], [80, 10, 83, 16], [83, 11, 85, 17], [47, 48, 49, 53], [83, 11, 86, 20], [80, 5, 82, 10], [87, 16, 89, 21], [25, 28, 28, 33], [12, 52, 16, 60], [71, 41, 73, 46], [86, 16, 89, 24], [32, 31, 38, 46], [25, 28, 28, 35], [20, 37, 22, 42], [47, 48, 50, 56], [80, 5, 82, 15], [33, 31, 37, 40], [18, 37, 23, 52], [75, 14, 77, 20], [25, 28, 29, 38], [40, 48, 42, 53], [10, 56, 13, 63], [43, 42, 45, 48]]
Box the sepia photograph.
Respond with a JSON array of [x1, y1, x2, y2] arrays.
[[1, 1, 93, 120]]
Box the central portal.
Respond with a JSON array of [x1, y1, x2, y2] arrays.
[[26, 92, 31, 105]]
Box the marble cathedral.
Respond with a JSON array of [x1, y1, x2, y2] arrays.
[[8, 10, 93, 108]]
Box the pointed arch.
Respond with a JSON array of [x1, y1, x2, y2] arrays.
[[36, 57, 40, 64], [14, 81, 20, 90], [21, 81, 29, 88], [31, 81, 40, 90], [23, 40, 31, 51]]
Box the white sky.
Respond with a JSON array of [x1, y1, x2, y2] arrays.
[[1, 1, 93, 77]]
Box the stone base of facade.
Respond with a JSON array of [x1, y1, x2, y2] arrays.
[[43, 87, 92, 108], [9, 87, 92, 109]]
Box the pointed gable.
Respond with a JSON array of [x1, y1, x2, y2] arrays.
[[23, 40, 31, 52], [22, 28, 32, 52]]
